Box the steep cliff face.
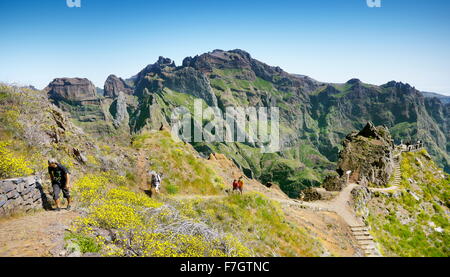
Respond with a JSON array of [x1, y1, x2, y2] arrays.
[[46, 78, 98, 104], [45, 78, 115, 135], [104, 75, 134, 98], [133, 56, 218, 107]]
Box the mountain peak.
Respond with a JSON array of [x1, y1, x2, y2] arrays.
[[382, 80, 412, 89], [104, 75, 133, 98], [346, 78, 361, 85], [156, 56, 175, 66]]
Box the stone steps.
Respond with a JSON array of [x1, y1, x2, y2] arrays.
[[391, 158, 402, 187], [350, 225, 382, 257], [354, 231, 372, 235]]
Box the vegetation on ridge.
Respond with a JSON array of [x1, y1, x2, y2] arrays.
[[367, 150, 450, 257]]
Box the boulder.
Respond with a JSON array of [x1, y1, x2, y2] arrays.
[[357, 122, 393, 145], [322, 175, 346, 192], [302, 187, 336, 201], [73, 148, 88, 164]]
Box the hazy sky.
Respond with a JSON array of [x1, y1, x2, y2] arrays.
[[1, 0, 449, 95]]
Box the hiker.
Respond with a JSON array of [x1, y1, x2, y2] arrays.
[[48, 159, 71, 211], [148, 171, 163, 196], [232, 179, 239, 193], [236, 176, 244, 195]]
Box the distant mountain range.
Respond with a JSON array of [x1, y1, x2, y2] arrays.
[[421, 91, 450, 104], [41, 49, 450, 197]]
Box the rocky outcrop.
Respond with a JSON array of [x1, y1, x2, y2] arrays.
[[134, 57, 218, 107], [301, 187, 336, 201], [350, 186, 372, 219], [336, 122, 395, 187], [110, 92, 130, 128], [45, 78, 98, 104], [45, 78, 112, 129], [322, 175, 346, 192], [104, 75, 134, 98], [0, 176, 48, 217], [163, 67, 218, 107]]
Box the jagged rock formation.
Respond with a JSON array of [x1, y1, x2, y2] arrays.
[[336, 122, 395, 187], [44, 77, 116, 135], [43, 49, 450, 197], [104, 75, 133, 98], [134, 56, 218, 107]]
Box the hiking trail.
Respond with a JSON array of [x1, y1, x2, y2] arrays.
[[276, 183, 382, 257], [0, 210, 78, 257]]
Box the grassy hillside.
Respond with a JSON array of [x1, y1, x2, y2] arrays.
[[367, 150, 450, 257], [0, 84, 329, 257], [174, 193, 324, 257], [132, 130, 226, 195]]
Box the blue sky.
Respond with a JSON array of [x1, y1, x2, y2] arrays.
[[1, 0, 449, 95]]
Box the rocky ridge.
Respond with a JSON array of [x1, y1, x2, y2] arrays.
[[42, 49, 450, 197]]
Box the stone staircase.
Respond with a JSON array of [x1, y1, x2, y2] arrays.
[[392, 155, 402, 187], [350, 225, 382, 257]]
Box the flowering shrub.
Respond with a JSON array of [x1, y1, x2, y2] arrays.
[[0, 141, 33, 178], [73, 174, 109, 206], [106, 188, 161, 209], [89, 201, 145, 229], [71, 172, 250, 257]]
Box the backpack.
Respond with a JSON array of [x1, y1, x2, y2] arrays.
[[152, 173, 162, 184]]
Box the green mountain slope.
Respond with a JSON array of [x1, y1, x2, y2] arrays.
[[42, 49, 450, 199]]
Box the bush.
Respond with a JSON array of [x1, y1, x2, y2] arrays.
[[71, 172, 249, 257], [0, 141, 33, 178], [165, 182, 179, 195], [176, 192, 324, 257], [65, 233, 101, 254]]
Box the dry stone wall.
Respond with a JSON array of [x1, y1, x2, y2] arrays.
[[0, 176, 47, 217]]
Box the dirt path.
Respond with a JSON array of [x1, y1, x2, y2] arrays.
[[171, 182, 363, 227], [171, 195, 225, 201], [0, 210, 78, 257], [275, 184, 363, 226], [327, 183, 363, 226]]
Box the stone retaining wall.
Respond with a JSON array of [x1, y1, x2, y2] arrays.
[[0, 176, 46, 217]]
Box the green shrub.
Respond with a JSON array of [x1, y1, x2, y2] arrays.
[[65, 233, 101, 254]]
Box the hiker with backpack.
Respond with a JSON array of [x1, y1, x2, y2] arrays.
[[148, 171, 163, 197], [232, 179, 239, 193], [48, 159, 71, 211], [232, 176, 244, 195]]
